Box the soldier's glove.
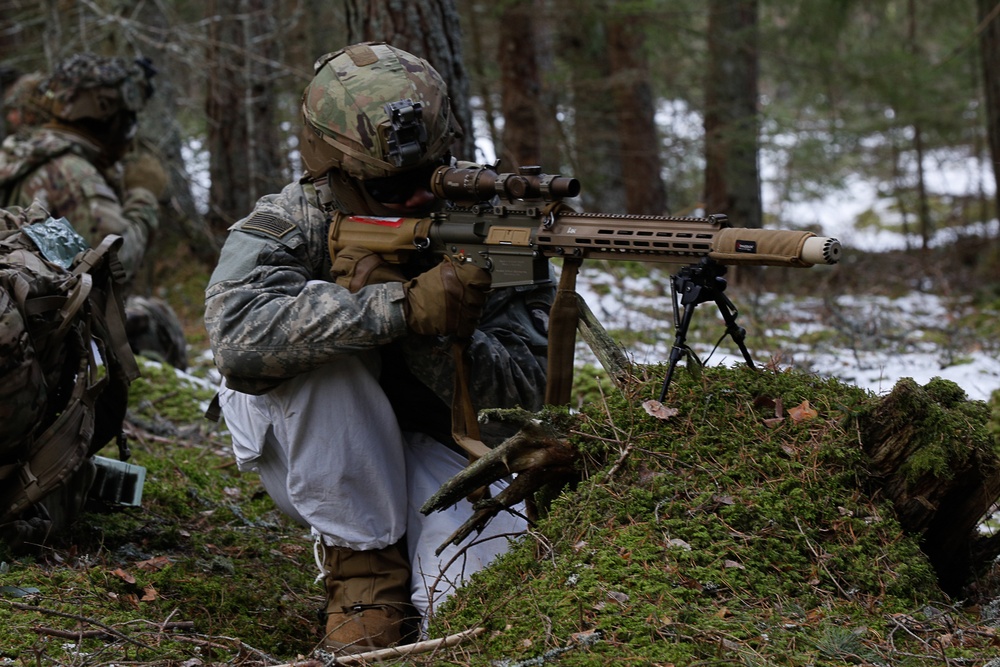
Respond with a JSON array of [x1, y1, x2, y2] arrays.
[[403, 256, 491, 338], [330, 246, 405, 292], [122, 151, 169, 199]]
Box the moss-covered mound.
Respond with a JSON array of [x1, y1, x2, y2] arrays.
[[425, 366, 996, 666]]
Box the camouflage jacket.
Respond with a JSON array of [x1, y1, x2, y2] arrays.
[[205, 181, 554, 435], [0, 127, 158, 286]]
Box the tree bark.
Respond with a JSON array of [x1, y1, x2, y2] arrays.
[[857, 378, 1000, 596], [977, 0, 1000, 225], [344, 0, 475, 162], [556, 3, 625, 212], [204, 0, 286, 240], [607, 15, 668, 215], [704, 0, 761, 229], [498, 0, 542, 171]]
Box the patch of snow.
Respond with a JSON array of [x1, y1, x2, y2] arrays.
[[574, 271, 999, 403]]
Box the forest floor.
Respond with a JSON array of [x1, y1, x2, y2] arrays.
[[1, 236, 999, 666]]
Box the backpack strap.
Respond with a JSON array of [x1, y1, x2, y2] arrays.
[[0, 335, 99, 523], [75, 235, 140, 384]]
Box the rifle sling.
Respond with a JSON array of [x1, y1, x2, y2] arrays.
[[450, 340, 491, 461], [544, 257, 582, 407]]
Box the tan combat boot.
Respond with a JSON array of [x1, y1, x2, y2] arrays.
[[320, 541, 416, 653]]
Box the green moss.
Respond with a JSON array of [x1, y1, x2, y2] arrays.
[[867, 377, 994, 482], [428, 366, 946, 666], [2, 357, 994, 666], [127, 357, 217, 424]]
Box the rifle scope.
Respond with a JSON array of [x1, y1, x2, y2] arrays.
[[431, 165, 581, 204]]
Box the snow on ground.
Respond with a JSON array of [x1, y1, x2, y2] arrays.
[[573, 268, 1000, 403]]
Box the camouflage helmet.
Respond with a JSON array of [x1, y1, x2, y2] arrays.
[[3, 72, 46, 117], [39, 53, 156, 123], [300, 42, 459, 189]]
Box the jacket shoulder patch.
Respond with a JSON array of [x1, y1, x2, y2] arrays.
[[239, 212, 296, 239]]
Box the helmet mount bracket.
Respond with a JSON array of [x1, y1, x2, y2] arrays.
[[384, 99, 428, 168]]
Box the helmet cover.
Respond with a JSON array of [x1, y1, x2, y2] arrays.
[[300, 42, 459, 182], [40, 53, 156, 123], [3, 72, 46, 116]]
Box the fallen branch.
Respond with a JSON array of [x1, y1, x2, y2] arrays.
[[6, 600, 155, 651], [575, 294, 635, 392], [32, 621, 195, 640], [420, 417, 579, 553], [308, 627, 486, 666]]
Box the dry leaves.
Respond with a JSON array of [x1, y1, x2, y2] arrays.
[[642, 399, 679, 420], [763, 398, 819, 428], [788, 400, 819, 422]]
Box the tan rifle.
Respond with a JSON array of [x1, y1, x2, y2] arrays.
[[329, 165, 842, 452]]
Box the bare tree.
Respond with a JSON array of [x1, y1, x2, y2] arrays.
[[204, 0, 287, 239], [122, 3, 221, 268], [556, 4, 625, 212], [344, 0, 475, 161], [977, 0, 1000, 225], [704, 0, 761, 229]]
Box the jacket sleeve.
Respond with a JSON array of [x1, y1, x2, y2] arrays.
[[204, 189, 409, 394]]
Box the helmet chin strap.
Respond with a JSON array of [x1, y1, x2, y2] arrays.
[[315, 170, 402, 217]]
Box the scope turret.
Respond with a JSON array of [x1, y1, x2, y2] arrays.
[[431, 165, 581, 204]]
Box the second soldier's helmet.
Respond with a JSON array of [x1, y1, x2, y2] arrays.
[[3, 71, 48, 129], [299, 42, 460, 215], [39, 53, 155, 126]]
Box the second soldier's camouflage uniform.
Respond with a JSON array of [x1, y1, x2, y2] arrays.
[[0, 127, 158, 286], [0, 53, 188, 370]]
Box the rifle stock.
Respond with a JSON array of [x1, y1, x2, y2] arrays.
[[329, 165, 841, 288]]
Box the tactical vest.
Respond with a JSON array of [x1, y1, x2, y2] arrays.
[[0, 206, 138, 529]]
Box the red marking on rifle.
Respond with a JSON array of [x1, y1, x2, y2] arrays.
[[348, 216, 407, 227]]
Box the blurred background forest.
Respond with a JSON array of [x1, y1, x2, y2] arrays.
[[1, 0, 998, 351]]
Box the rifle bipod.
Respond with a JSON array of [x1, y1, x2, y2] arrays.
[[658, 258, 755, 402]]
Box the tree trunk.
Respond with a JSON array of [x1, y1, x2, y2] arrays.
[[607, 15, 668, 215], [463, 3, 502, 165], [498, 0, 542, 171], [977, 0, 1000, 224], [204, 0, 286, 240], [556, 4, 625, 213], [857, 378, 1000, 596], [131, 3, 219, 270], [344, 0, 475, 162], [704, 0, 761, 229]]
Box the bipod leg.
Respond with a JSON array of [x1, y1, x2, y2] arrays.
[[658, 267, 707, 403], [658, 300, 699, 402], [714, 293, 755, 369]]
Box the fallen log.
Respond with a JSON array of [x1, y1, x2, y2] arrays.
[[857, 377, 1000, 595]]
